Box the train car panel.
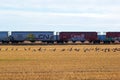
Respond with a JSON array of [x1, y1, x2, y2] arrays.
[[59, 32, 97, 41], [11, 31, 54, 41], [98, 35, 106, 41], [0, 32, 8, 41]]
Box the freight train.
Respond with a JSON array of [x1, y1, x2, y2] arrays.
[[0, 31, 120, 44]]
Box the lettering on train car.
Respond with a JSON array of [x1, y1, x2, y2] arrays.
[[38, 34, 51, 39], [71, 34, 85, 41]]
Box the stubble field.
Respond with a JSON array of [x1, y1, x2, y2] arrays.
[[0, 45, 120, 80]]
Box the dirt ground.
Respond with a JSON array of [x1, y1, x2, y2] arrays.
[[0, 45, 120, 80]]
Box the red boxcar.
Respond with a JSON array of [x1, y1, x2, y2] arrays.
[[59, 32, 97, 41], [106, 32, 120, 41]]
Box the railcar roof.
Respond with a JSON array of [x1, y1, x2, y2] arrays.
[[11, 31, 54, 33]]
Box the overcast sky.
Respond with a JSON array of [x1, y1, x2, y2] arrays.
[[0, 0, 120, 32]]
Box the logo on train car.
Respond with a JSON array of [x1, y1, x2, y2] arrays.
[[27, 34, 35, 41], [38, 34, 53, 40], [71, 34, 85, 41]]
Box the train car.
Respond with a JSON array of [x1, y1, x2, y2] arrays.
[[59, 32, 98, 43], [106, 32, 120, 42], [11, 31, 54, 43], [98, 35, 106, 41], [0, 31, 9, 43]]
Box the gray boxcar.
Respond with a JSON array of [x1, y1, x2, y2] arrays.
[[0, 31, 9, 42], [11, 31, 54, 42]]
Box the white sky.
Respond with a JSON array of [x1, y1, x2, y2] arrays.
[[0, 0, 120, 32]]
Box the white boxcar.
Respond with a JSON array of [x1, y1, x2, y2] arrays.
[[0, 31, 9, 42], [11, 31, 54, 41]]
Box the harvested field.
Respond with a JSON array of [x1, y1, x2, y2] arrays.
[[0, 45, 120, 80]]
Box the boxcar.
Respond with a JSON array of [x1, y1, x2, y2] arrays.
[[106, 32, 120, 41], [11, 31, 54, 42], [59, 32, 98, 42]]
